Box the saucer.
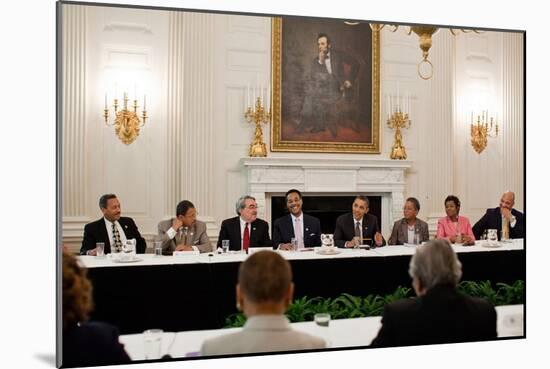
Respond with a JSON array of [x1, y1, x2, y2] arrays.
[[316, 247, 341, 255]]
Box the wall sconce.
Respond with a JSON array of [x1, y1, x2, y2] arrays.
[[103, 91, 148, 145], [370, 23, 482, 80], [470, 111, 498, 154]]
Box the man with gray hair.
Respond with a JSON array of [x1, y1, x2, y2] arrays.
[[217, 195, 272, 251], [370, 239, 497, 347]]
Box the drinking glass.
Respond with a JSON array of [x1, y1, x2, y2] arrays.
[[143, 329, 163, 360], [414, 231, 420, 245], [95, 242, 105, 257], [222, 240, 230, 253], [153, 241, 162, 257], [314, 313, 331, 347], [291, 237, 298, 251], [352, 236, 361, 248]]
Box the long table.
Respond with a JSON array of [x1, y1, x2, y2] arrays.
[[118, 304, 524, 361], [80, 240, 525, 334]]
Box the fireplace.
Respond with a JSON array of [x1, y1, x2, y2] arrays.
[[242, 157, 411, 237], [271, 195, 382, 234]]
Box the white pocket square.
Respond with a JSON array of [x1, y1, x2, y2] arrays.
[[310, 233, 316, 236], [193, 240, 199, 245]]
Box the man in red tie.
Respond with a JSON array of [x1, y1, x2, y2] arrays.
[[217, 195, 272, 252]]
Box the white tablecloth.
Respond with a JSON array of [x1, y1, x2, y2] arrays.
[[79, 239, 524, 269], [119, 304, 524, 360]]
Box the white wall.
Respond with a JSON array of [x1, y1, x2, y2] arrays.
[[61, 4, 524, 251]]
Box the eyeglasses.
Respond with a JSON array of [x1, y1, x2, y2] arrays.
[[244, 205, 258, 210]]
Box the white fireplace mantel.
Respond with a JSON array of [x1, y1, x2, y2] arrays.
[[241, 157, 412, 235]]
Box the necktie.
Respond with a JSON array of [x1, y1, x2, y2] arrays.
[[243, 223, 250, 251], [355, 221, 361, 238], [112, 222, 123, 252], [295, 218, 304, 249], [502, 217, 510, 240]]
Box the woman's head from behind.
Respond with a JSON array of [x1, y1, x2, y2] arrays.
[[236, 251, 294, 316], [63, 251, 93, 330]]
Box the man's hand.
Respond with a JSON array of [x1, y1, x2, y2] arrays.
[[175, 244, 193, 252], [501, 207, 513, 221], [172, 217, 183, 232], [343, 80, 352, 89], [345, 240, 355, 248], [374, 232, 383, 246], [86, 249, 97, 256], [278, 243, 294, 251]]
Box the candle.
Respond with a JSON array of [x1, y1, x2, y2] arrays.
[[134, 84, 137, 101], [260, 80, 264, 106], [115, 83, 118, 99], [471, 112, 473, 124], [104, 93, 107, 109], [247, 83, 250, 107], [143, 95, 146, 110], [387, 94, 390, 119]]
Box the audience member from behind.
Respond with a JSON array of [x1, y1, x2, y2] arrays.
[[472, 191, 525, 240], [370, 239, 497, 347], [157, 200, 213, 254], [436, 195, 475, 245], [200, 251, 325, 355], [62, 251, 130, 367], [81, 194, 146, 255], [388, 197, 429, 245]]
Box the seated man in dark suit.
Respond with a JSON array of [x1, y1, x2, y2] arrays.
[[370, 239, 497, 347], [217, 195, 272, 251], [272, 189, 321, 250], [334, 195, 385, 248], [472, 191, 525, 240], [80, 194, 146, 255]]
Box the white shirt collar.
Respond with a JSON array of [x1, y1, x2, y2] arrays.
[[291, 213, 303, 222]]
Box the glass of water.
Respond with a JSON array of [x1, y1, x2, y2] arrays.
[[95, 242, 105, 257], [291, 237, 298, 251], [314, 313, 331, 347], [153, 241, 162, 257], [222, 240, 230, 253]]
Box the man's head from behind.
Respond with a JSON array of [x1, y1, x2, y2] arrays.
[[408, 239, 462, 296], [99, 194, 121, 222], [236, 251, 294, 316]]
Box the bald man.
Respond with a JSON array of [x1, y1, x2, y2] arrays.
[[472, 191, 525, 240]]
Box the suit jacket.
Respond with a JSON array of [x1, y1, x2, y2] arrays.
[[333, 213, 386, 247], [370, 284, 497, 348], [157, 218, 212, 254], [80, 217, 146, 255], [388, 218, 430, 245], [216, 216, 272, 251], [63, 321, 131, 368], [272, 213, 321, 248], [200, 315, 325, 356], [472, 207, 525, 240]]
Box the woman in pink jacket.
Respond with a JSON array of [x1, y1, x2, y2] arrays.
[[436, 195, 475, 245]]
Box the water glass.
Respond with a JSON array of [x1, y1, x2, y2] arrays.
[[352, 236, 361, 248], [455, 232, 463, 244], [95, 242, 105, 257], [143, 329, 163, 360], [414, 231, 420, 245], [222, 240, 230, 253], [314, 313, 331, 347], [291, 237, 298, 251], [153, 241, 163, 257]]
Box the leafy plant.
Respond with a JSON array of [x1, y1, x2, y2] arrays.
[[224, 280, 525, 328]]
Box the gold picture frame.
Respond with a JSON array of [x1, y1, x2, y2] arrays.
[[271, 17, 380, 153]]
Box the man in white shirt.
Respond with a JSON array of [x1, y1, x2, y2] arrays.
[[472, 191, 525, 240], [80, 194, 146, 255]]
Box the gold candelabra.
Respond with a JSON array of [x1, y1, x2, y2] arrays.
[[103, 92, 148, 145], [387, 109, 411, 160], [470, 111, 498, 154], [244, 96, 270, 157]]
